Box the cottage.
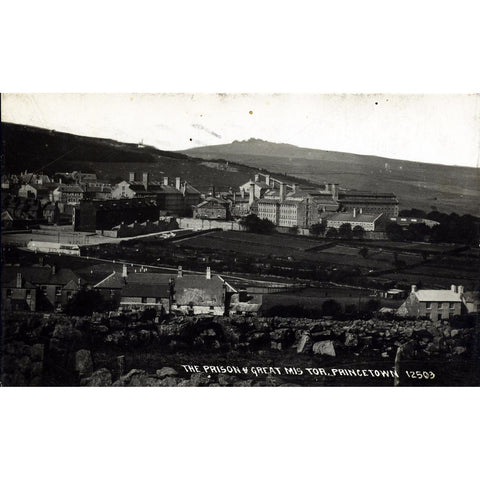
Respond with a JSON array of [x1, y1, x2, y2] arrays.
[[397, 285, 465, 320]]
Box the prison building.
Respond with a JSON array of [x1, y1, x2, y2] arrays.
[[325, 210, 384, 232], [338, 190, 399, 217], [73, 197, 160, 232]]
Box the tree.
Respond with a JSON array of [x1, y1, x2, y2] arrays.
[[339, 223, 353, 239], [352, 225, 365, 239], [325, 227, 338, 238], [64, 289, 116, 316], [386, 222, 404, 241], [309, 223, 325, 237], [240, 214, 275, 234]]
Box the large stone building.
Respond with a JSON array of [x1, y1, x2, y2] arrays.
[[325, 210, 384, 232], [73, 197, 161, 232], [337, 190, 399, 217], [193, 197, 230, 220]]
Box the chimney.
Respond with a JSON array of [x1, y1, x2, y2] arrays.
[[182, 182, 187, 196], [122, 264, 128, 278], [411, 285, 417, 293], [129, 172, 136, 182], [241, 189, 245, 199], [142, 172, 150, 189], [177, 266, 183, 278], [292, 183, 297, 194], [249, 182, 255, 206], [331, 183, 338, 200], [163, 176, 169, 186], [16, 272, 22, 288], [280, 183, 286, 202], [265, 174, 270, 186], [206, 266, 211, 280], [353, 208, 357, 218], [51, 264, 56, 275], [211, 185, 216, 198], [359, 208, 363, 214], [458, 285, 464, 295], [451, 285, 457, 293], [175, 177, 181, 190], [255, 174, 260, 182]]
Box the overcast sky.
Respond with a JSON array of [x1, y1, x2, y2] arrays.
[[2, 93, 479, 167]]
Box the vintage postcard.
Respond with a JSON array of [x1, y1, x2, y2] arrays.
[[1, 93, 479, 386]]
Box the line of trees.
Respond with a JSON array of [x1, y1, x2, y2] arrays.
[[387, 210, 479, 244]]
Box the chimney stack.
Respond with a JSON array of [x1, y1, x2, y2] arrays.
[[142, 172, 150, 189], [249, 182, 255, 206], [206, 266, 211, 280], [51, 264, 56, 275], [122, 264, 128, 278], [292, 183, 297, 194], [163, 176, 169, 186], [458, 285, 464, 294], [129, 172, 136, 182], [411, 285, 417, 293], [451, 285, 457, 293], [255, 174, 260, 182], [353, 208, 357, 218], [175, 177, 181, 190], [331, 183, 338, 200], [241, 189, 245, 199], [280, 183, 286, 202], [182, 182, 187, 196], [265, 174, 270, 186], [211, 185, 216, 198], [177, 266, 183, 278], [16, 272, 22, 288]]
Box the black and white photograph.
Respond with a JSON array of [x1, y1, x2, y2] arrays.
[[1, 93, 479, 387]]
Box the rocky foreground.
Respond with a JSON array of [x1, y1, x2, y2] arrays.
[[1, 312, 478, 386]]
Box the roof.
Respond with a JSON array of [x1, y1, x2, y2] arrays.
[[1, 265, 83, 287], [328, 212, 382, 223], [414, 290, 463, 302], [121, 283, 170, 298], [56, 185, 84, 193], [196, 197, 228, 208], [94, 271, 173, 289], [175, 275, 225, 306]]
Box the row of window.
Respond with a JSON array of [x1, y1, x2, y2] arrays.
[[425, 302, 457, 309]]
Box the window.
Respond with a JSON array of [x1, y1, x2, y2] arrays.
[[142, 297, 147, 303], [426, 302, 431, 309], [6, 289, 12, 298], [449, 302, 455, 309], [55, 287, 62, 296], [41, 286, 48, 296]]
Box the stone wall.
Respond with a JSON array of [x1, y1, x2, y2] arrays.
[[1, 311, 478, 386]]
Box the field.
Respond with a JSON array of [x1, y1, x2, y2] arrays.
[[174, 230, 480, 290]]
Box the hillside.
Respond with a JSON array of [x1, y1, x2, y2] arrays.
[[0, 123, 268, 191], [181, 139, 480, 215]]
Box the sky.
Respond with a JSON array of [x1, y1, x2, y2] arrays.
[[2, 93, 479, 167]]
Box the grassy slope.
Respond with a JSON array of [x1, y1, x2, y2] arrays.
[[181, 139, 480, 215]]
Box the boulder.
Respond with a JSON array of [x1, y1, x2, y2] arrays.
[[156, 367, 179, 378], [75, 349, 93, 377], [345, 332, 358, 347], [81, 368, 112, 386], [312, 340, 336, 357], [189, 372, 211, 387], [453, 346, 466, 355], [296, 333, 312, 354]]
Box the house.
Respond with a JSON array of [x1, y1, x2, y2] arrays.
[[1, 210, 14, 230], [53, 184, 85, 204], [193, 197, 230, 220], [94, 265, 173, 313], [397, 284, 465, 320], [172, 266, 235, 316], [1, 265, 85, 312], [1, 272, 37, 312]]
